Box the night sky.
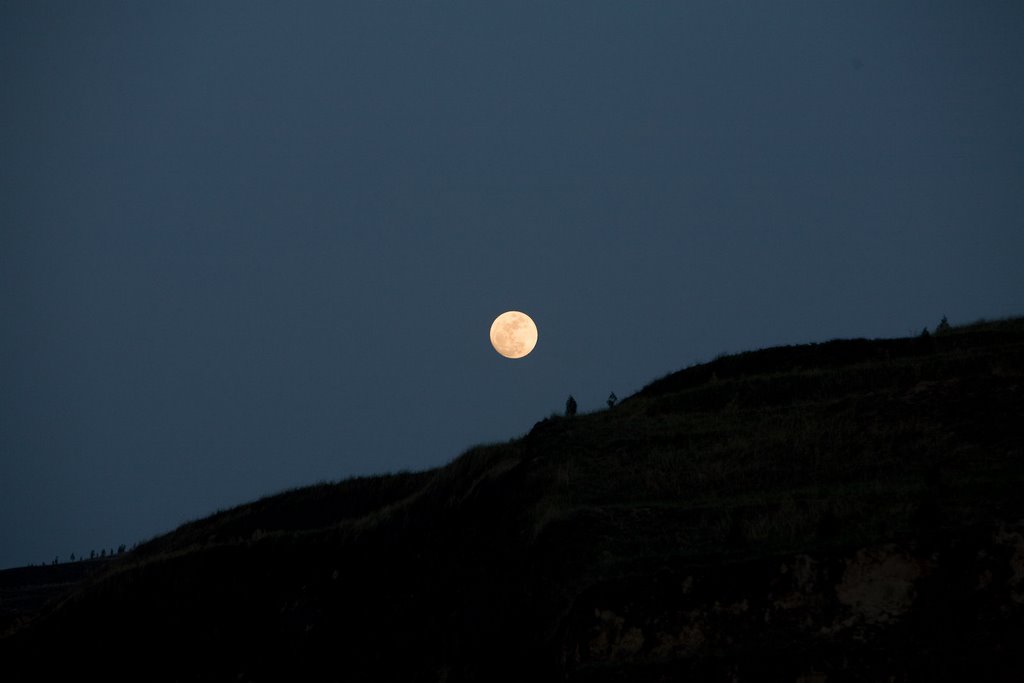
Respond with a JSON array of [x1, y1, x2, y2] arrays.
[[2, 2, 1022, 569]]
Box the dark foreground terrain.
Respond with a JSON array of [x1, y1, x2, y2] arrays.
[[3, 319, 1023, 681]]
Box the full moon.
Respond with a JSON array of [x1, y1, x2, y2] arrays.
[[489, 311, 538, 359]]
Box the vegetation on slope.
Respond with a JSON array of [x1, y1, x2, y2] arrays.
[[3, 318, 1023, 681]]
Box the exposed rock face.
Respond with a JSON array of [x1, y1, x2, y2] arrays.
[[560, 522, 1024, 681], [996, 527, 1024, 604], [832, 546, 926, 627]]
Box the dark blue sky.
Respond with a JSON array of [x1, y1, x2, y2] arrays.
[[2, 2, 1022, 569]]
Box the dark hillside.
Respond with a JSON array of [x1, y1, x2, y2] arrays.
[[3, 318, 1023, 681], [0, 560, 111, 634]]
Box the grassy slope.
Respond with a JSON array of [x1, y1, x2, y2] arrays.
[[3, 318, 1023, 681]]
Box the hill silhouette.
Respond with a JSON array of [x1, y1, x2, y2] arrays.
[[3, 318, 1023, 681]]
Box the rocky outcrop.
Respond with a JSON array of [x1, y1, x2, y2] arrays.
[[560, 521, 1024, 681]]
